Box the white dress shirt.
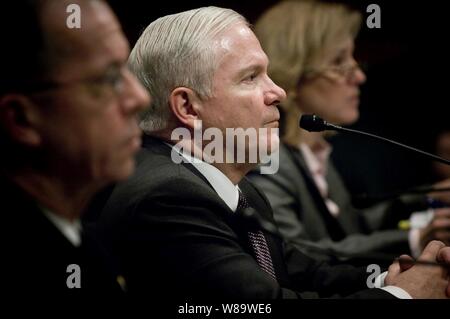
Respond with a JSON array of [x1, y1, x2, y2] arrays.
[[175, 145, 240, 212], [299, 141, 340, 217], [41, 206, 82, 247]]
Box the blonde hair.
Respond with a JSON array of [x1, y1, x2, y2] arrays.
[[255, 0, 362, 145], [128, 6, 248, 133]]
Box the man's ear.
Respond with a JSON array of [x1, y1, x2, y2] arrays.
[[0, 94, 42, 147], [169, 87, 203, 130]]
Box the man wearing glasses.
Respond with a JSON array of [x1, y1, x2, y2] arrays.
[[0, 0, 150, 304]]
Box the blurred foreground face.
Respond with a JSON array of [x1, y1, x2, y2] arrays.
[[33, 0, 150, 185], [199, 24, 286, 157], [296, 38, 366, 125]]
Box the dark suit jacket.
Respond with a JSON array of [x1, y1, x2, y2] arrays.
[[1, 176, 124, 307], [96, 136, 393, 299], [248, 143, 426, 264]]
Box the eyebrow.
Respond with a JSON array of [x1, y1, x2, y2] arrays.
[[97, 61, 124, 76], [236, 63, 266, 79], [106, 62, 123, 72]]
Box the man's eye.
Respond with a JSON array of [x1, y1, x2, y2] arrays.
[[86, 69, 126, 97], [244, 73, 257, 82], [92, 70, 125, 94], [104, 72, 123, 87]]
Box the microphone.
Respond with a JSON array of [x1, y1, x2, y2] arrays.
[[299, 114, 450, 166], [299, 114, 340, 132]]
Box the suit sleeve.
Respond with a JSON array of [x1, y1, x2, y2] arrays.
[[282, 241, 395, 298]]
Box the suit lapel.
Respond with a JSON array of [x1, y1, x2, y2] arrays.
[[142, 135, 214, 189]]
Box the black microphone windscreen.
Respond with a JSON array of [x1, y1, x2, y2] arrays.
[[299, 114, 327, 132]]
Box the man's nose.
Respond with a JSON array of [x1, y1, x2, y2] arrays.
[[264, 75, 286, 106], [121, 69, 151, 115]]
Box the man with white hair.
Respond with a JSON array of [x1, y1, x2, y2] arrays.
[[98, 7, 450, 299]]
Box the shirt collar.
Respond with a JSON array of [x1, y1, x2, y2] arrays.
[[170, 143, 240, 212], [299, 138, 332, 175], [40, 206, 82, 247]]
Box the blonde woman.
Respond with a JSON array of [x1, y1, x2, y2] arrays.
[[249, 0, 450, 263]]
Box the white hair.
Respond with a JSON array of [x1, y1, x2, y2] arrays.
[[128, 6, 248, 133]]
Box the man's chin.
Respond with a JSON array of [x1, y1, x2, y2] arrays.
[[103, 160, 136, 184], [267, 133, 280, 154], [259, 132, 280, 155]]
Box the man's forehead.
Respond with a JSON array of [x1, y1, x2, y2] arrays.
[[42, 0, 119, 39], [215, 25, 267, 67], [217, 24, 254, 50], [41, 0, 126, 79]]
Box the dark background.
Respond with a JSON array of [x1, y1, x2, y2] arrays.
[[108, 0, 450, 196]]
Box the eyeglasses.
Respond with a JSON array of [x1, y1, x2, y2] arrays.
[[303, 60, 366, 81], [22, 64, 130, 97]]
